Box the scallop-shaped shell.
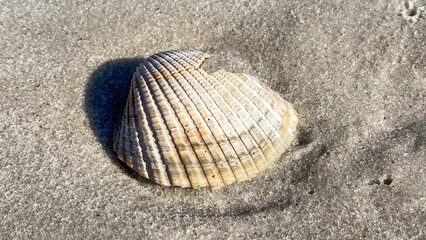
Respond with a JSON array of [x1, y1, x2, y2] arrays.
[[113, 50, 298, 189]]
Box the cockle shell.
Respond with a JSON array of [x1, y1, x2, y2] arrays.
[[113, 49, 298, 189]]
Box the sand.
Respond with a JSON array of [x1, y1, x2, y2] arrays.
[[1, 0, 425, 239]]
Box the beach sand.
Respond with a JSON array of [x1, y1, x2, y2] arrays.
[[1, 0, 425, 239]]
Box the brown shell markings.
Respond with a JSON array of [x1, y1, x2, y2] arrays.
[[113, 50, 298, 189]]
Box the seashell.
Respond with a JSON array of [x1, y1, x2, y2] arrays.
[[113, 50, 298, 189]]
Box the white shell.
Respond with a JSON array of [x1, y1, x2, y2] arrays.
[[113, 50, 298, 189]]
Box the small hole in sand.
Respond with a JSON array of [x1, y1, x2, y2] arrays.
[[408, 9, 417, 16], [308, 190, 314, 194], [383, 178, 393, 185]]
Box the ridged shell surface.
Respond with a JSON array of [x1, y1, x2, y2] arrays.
[[113, 50, 298, 189]]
